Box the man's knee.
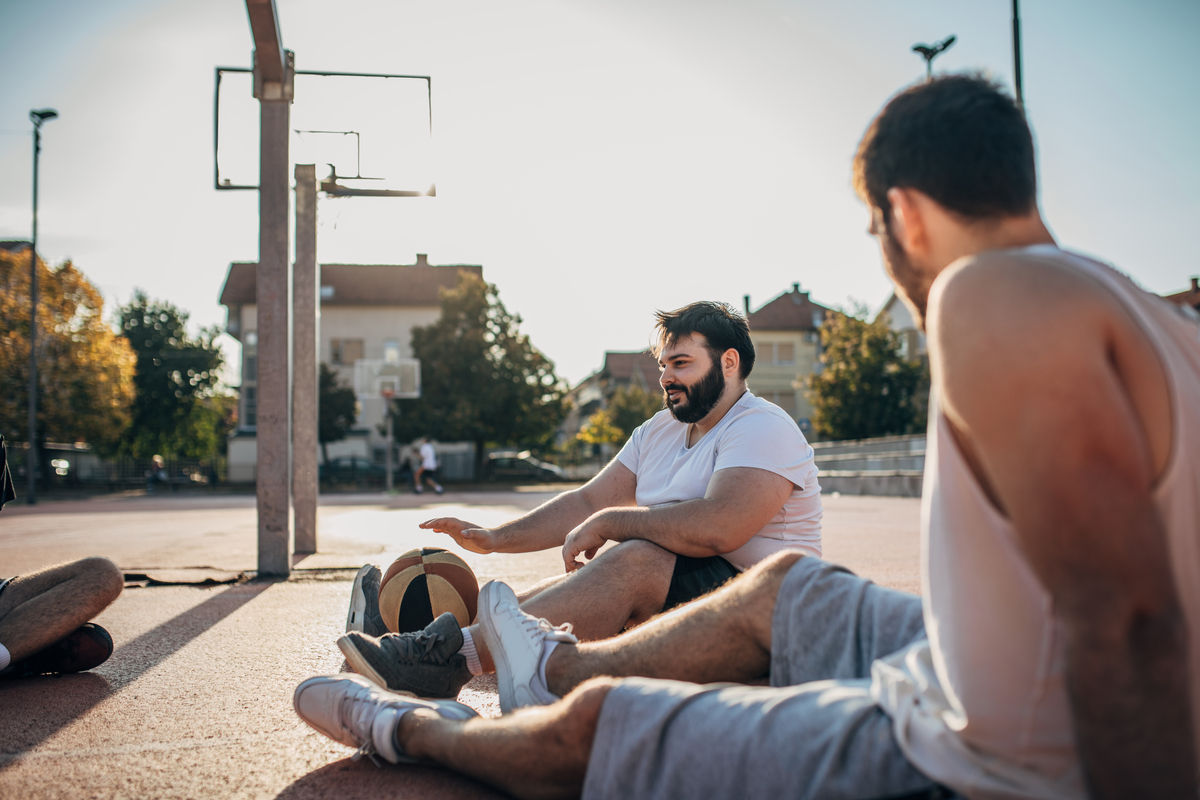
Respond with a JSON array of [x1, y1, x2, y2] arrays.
[[555, 676, 618, 739], [77, 557, 123, 607], [744, 550, 806, 590]]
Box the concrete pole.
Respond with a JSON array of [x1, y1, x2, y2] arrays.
[[292, 164, 318, 555], [255, 55, 294, 576], [26, 124, 42, 505]]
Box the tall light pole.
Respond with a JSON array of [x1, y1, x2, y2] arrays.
[[1012, 0, 1024, 111], [912, 35, 957, 81], [27, 108, 58, 505]]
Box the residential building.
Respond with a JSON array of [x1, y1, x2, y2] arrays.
[[1164, 276, 1200, 312], [218, 254, 481, 481], [744, 283, 831, 434], [877, 292, 926, 359], [561, 349, 660, 450]]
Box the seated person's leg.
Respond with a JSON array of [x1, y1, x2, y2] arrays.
[[295, 671, 608, 800], [0, 557, 123, 674], [586, 674, 942, 800]]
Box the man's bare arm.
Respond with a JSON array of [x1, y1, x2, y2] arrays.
[[930, 259, 1196, 799], [562, 466, 795, 570], [420, 457, 638, 554]]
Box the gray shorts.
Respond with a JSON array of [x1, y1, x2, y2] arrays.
[[583, 557, 946, 800]]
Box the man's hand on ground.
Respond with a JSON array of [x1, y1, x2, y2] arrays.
[[419, 517, 502, 554]]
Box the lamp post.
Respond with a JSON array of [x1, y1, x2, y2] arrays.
[[912, 35, 957, 81], [27, 108, 58, 505]]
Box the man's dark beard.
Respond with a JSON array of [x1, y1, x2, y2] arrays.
[[664, 357, 725, 424]]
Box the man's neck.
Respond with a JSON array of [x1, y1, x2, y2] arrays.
[[688, 385, 748, 444]]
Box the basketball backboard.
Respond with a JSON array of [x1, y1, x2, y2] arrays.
[[214, 68, 435, 196], [354, 358, 421, 400]]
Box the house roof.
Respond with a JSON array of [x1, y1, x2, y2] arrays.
[[602, 350, 659, 388], [746, 283, 830, 331], [1164, 277, 1200, 311], [0, 240, 31, 253], [218, 256, 482, 307]]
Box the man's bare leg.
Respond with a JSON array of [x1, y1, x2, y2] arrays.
[[542, 550, 803, 694], [0, 557, 124, 662], [472, 539, 675, 672], [398, 678, 613, 800]]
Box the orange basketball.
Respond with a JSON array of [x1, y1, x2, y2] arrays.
[[378, 547, 479, 633]]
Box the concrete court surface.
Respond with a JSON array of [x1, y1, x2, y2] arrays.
[[0, 488, 921, 799]]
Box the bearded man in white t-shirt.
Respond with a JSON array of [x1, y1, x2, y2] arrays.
[[336, 300, 822, 700]]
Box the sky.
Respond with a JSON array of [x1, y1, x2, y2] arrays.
[[1, 0, 1197, 387]]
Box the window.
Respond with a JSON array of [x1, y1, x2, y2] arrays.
[[330, 338, 364, 366], [383, 339, 401, 364], [760, 341, 795, 365], [243, 386, 257, 428]]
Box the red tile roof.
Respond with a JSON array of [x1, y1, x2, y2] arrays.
[[218, 258, 482, 307], [1164, 277, 1200, 311], [602, 350, 659, 389], [747, 284, 830, 331]]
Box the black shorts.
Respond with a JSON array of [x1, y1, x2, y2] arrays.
[[662, 555, 738, 611]]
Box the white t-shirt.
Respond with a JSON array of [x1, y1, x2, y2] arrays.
[[419, 442, 438, 471], [615, 391, 822, 570]]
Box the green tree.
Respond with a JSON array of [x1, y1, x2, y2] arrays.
[[0, 249, 135, 457], [117, 291, 230, 459], [805, 306, 927, 440], [390, 272, 569, 474], [319, 362, 358, 464], [577, 408, 623, 447], [606, 383, 662, 439]]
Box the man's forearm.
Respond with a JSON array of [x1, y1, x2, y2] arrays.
[[490, 489, 599, 553], [1066, 612, 1196, 799], [585, 503, 746, 558]]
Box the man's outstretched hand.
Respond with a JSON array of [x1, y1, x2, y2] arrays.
[[419, 517, 503, 554]]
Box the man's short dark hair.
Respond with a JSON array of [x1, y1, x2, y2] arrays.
[[853, 74, 1036, 223], [653, 301, 755, 379]]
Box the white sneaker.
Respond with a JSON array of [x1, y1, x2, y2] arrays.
[[476, 580, 577, 713], [293, 673, 477, 764]]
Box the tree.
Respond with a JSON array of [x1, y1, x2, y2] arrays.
[[390, 272, 569, 474], [0, 249, 135, 457], [805, 306, 927, 441], [606, 384, 663, 439], [577, 408, 623, 447], [319, 362, 358, 464], [116, 291, 230, 459]]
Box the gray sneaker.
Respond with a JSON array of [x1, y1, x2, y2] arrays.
[[294, 672, 477, 764], [346, 564, 388, 637], [337, 612, 472, 698], [476, 580, 577, 713]]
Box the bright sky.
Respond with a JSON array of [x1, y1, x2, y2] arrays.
[[1, 0, 1197, 387]]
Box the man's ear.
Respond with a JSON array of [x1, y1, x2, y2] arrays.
[[721, 347, 740, 378], [886, 187, 928, 256]]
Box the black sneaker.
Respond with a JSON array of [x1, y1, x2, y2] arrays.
[[3, 623, 114, 678], [337, 612, 472, 698], [346, 564, 387, 637]]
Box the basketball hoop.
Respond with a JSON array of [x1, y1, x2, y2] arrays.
[[381, 386, 396, 401]]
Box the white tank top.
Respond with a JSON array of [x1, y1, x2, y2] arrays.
[[872, 247, 1200, 799]]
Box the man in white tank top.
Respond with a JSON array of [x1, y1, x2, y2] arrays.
[[292, 76, 1197, 800]]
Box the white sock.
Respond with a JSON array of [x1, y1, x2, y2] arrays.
[[0, 642, 10, 671], [460, 628, 483, 676], [371, 706, 403, 763], [536, 640, 563, 700]]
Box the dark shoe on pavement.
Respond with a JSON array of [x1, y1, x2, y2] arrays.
[[294, 672, 477, 764], [2, 623, 114, 678], [346, 564, 388, 637], [477, 580, 577, 713], [337, 612, 472, 698]]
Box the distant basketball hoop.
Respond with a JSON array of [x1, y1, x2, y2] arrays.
[[356, 358, 421, 401]]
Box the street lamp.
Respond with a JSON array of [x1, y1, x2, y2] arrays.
[[912, 35, 957, 81], [27, 107, 58, 505]]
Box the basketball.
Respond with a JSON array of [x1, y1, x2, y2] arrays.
[[378, 547, 479, 633]]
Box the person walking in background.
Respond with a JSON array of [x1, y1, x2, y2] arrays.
[[415, 437, 443, 495]]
